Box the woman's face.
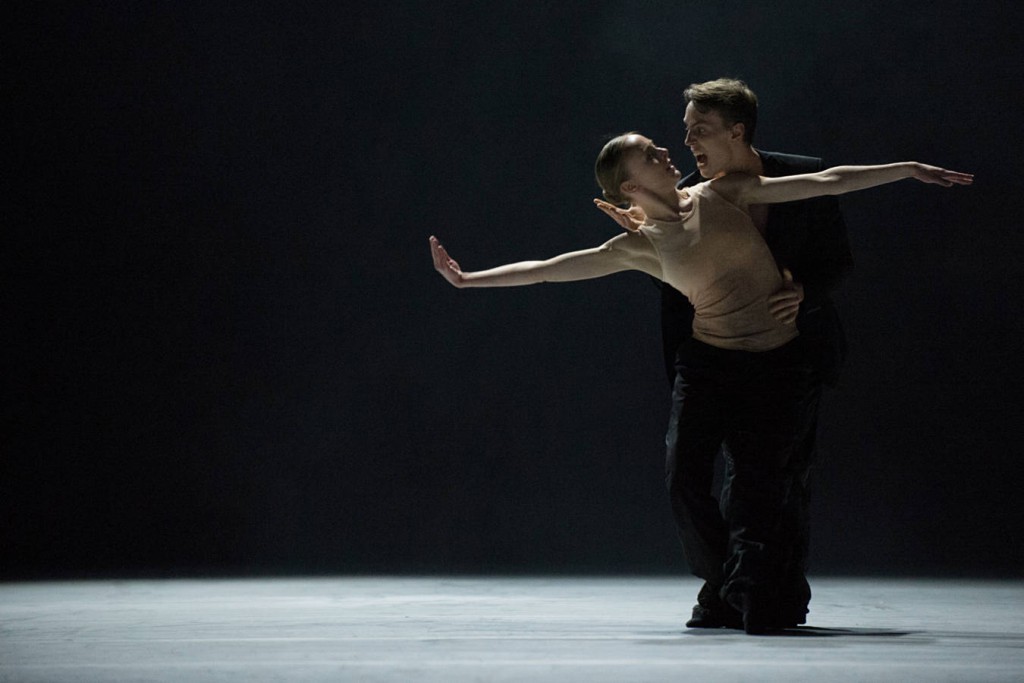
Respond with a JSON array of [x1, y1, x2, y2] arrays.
[[621, 135, 681, 197]]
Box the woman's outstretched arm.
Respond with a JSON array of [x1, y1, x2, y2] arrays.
[[714, 162, 973, 207], [429, 233, 660, 289]]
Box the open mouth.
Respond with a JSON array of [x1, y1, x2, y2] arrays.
[[695, 153, 708, 166]]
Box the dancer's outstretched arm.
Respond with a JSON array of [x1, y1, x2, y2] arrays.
[[429, 233, 660, 289], [712, 162, 973, 207]]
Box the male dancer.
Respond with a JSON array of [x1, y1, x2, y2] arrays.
[[677, 79, 851, 629], [602, 78, 852, 629]]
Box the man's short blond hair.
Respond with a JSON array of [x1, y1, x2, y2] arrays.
[[684, 78, 758, 144]]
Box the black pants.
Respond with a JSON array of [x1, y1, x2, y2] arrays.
[[719, 381, 822, 613], [665, 336, 817, 606]]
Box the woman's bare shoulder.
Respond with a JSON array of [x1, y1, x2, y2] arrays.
[[707, 173, 760, 205]]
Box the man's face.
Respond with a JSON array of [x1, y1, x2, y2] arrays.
[[683, 102, 741, 179]]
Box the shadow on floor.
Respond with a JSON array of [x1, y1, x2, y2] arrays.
[[679, 626, 920, 638], [761, 626, 919, 638]]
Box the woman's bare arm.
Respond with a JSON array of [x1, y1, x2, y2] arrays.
[[713, 162, 973, 207], [429, 232, 661, 289]]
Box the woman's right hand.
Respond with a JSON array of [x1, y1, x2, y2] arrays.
[[593, 199, 646, 233], [430, 236, 465, 288]]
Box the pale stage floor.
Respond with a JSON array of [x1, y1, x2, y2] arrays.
[[2, 576, 1022, 682]]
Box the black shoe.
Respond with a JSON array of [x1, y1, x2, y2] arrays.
[[770, 604, 807, 628], [685, 583, 743, 630], [686, 603, 744, 629], [774, 575, 810, 626], [725, 591, 771, 635]]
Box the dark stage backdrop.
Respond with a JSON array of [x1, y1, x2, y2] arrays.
[[5, 1, 1022, 579]]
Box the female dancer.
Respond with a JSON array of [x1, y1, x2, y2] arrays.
[[430, 132, 971, 633]]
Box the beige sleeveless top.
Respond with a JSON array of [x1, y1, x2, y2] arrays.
[[639, 182, 797, 352]]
